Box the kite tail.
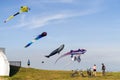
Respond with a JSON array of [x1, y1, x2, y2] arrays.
[[4, 12, 20, 23], [55, 54, 66, 64], [13, 12, 20, 16], [4, 15, 14, 23], [45, 55, 50, 58], [24, 42, 33, 48], [55, 52, 70, 64]]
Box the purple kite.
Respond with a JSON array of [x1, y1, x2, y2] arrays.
[[55, 49, 86, 63]]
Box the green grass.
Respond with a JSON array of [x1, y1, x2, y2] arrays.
[[1, 67, 120, 80]]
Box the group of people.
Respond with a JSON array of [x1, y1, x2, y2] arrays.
[[71, 63, 106, 77], [87, 63, 106, 76]]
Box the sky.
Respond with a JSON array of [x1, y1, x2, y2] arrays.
[[1, 0, 120, 71]]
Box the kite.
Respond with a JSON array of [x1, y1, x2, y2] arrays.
[[4, 6, 30, 23], [24, 32, 47, 48], [55, 49, 86, 63], [45, 44, 64, 58]]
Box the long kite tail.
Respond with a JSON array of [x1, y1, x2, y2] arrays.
[[4, 15, 14, 23], [24, 35, 42, 48], [24, 39, 36, 48], [55, 52, 71, 64], [45, 55, 50, 58], [24, 42, 33, 48], [4, 12, 20, 23]]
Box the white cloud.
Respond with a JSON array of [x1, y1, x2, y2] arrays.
[[14, 8, 97, 29], [11, 0, 104, 29], [16, 13, 66, 29]]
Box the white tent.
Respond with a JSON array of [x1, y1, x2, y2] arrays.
[[0, 48, 10, 76]]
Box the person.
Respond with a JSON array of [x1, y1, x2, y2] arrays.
[[101, 63, 106, 76], [71, 69, 79, 77], [87, 68, 92, 77], [92, 64, 97, 76], [80, 70, 85, 77], [27, 59, 30, 67]]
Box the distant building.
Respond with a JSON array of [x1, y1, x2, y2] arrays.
[[9, 61, 21, 76], [9, 61, 21, 67]]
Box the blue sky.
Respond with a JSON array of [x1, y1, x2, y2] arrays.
[[1, 0, 120, 71]]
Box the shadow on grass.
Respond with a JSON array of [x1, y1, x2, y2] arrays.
[[9, 65, 21, 77]]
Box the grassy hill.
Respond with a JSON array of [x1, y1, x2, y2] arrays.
[[1, 67, 120, 80]]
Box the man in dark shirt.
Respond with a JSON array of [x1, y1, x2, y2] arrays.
[[102, 63, 106, 76]]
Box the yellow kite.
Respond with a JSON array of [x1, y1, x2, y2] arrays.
[[4, 6, 30, 23]]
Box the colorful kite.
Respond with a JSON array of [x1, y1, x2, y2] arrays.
[[4, 6, 30, 23], [45, 44, 64, 58], [24, 32, 47, 48], [55, 49, 86, 63]]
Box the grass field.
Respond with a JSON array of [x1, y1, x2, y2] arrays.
[[1, 67, 120, 80]]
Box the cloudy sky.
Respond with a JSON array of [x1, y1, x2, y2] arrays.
[[1, 0, 120, 71]]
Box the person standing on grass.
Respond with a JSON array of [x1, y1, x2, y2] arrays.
[[27, 59, 30, 67], [87, 68, 92, 77], [101, 63, 106, 76], [92, 64, 97, 76]]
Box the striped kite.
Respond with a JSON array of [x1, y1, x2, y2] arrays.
[[25, 32, 47, 48]]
